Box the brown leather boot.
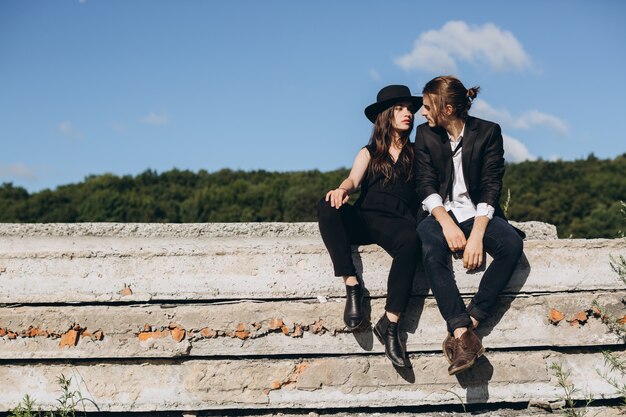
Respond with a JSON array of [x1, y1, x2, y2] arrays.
[[447, 329, 485, 375], [442, 334, 456, 364]]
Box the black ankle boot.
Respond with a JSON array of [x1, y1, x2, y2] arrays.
[[343, 284, 364, 330], [374, 314, 411, 368]]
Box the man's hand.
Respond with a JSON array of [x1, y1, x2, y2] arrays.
[[463, 234, 483, 270], [464, 215, 490, 270], [441, 222, 466, 253]]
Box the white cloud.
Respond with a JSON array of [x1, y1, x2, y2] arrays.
[[58, 121, 84, 139], [141, 111, 169, 126], [368, 68, 381, 81], [396, 21, 531, 73], [0, 163, 37, 180], [512, 110, 568, 135], [472, 99, 568, 135], [503, 134, 536, 163]]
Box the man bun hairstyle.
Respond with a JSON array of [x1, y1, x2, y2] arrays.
[[423, 75, 480, 121]]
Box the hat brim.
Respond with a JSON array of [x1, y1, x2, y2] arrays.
[[364, 96, 423, 123]]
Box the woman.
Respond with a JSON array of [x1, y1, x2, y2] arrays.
[[415, 75, 524, 375], [317, 84, 422, 368]]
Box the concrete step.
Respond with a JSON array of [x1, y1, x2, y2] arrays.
[[0, 235, 623, 303], [1, 223, 624, 415], [0, 350, 623, 412], [0, 292, 624, 359]]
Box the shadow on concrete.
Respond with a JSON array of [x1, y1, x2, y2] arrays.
[[476, 252, 531, 339], [456, 355, 494, 403]]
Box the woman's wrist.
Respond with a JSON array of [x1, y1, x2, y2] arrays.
[[337, 187, 349, 193]]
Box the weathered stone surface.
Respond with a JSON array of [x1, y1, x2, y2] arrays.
[[0, 236, 623, 303], [0, 223, 622, 415], [0, 221, 555, 239], [1, 293, 623, 359], [0, 351, 623, 411]]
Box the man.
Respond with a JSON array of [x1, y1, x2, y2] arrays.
[[414, 76, 524, 375]]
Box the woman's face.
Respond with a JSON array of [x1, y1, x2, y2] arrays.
[[391, 103, 414, 133]]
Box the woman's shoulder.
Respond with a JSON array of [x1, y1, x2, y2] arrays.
[[363, 144, 375, 156]]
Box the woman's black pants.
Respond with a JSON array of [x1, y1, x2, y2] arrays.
[[316, 198, 420, 314]]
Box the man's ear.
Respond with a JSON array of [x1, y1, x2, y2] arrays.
[[444, 104, 453, 116]]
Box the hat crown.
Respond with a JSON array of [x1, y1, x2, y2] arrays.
[[364, 84, 422, 123], [376, 85, 412, 104]]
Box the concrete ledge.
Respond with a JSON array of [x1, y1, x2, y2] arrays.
[[0, 236, 624, 303], [0, 293, 624, 359], [0, 351, 623, 411], [0, 221, 556, 239]]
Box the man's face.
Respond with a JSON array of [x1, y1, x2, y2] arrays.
[[421, 95, 437, 127], [391, 102, 414, 133]]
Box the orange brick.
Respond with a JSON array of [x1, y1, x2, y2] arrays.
[[119, 285, 133, 296], [171, 327, 186, 342], [310, 319, 325, 334], [59, 330, 79, 348], [269, 318, 284, 330], [200, 328, 217, 338], [549, 308, 565, 325], [291, 324, 303, 338]]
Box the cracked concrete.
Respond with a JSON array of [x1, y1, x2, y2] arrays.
[[0, 351, 623, 411], [1, 293, 625, 359], [0, 236, 623, 303], [0, 222, 624, 414]]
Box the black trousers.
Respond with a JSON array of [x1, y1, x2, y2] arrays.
[[317, 198, 420, 313], [417, 215, 524, 333]]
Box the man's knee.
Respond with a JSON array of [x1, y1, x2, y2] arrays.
[[490, 222, 524, 261]]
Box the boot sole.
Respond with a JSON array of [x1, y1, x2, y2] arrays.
[[447, 346, 485, 376], [373, 326, 411, 368]]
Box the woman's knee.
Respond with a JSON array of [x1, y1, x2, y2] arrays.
[[393, 230, 420, 252], [316, 198, 335, 220]]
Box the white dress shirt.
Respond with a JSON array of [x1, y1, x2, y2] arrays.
[[422, 124, 495, 223]]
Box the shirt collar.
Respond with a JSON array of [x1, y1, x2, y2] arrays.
[[447, 123, 466, 143]]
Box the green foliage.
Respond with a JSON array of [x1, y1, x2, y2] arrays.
[[9, 374, 96, 417], [503, 154, 626, 238], [550, 362, 593, 417], [1, 153, 624, 238]]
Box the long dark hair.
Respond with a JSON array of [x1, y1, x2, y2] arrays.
[[367, 105, 414, 184]]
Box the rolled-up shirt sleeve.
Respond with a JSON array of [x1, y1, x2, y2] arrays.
[[476, 203, 495, 219], [422, 193, 444, 214]]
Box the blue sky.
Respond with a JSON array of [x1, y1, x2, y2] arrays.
[[1, 0, 625, 192]]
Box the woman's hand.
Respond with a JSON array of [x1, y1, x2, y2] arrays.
[[325, 188, 350, 208]]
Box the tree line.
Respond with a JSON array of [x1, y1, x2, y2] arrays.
[[1, 153, 624, 238]]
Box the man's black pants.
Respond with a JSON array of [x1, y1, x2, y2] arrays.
[[417, 215, 523, 333]]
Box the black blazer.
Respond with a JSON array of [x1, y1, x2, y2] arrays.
[[414, 116, 515, 229]]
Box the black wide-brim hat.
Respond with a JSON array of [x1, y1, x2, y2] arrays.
[[364, 85, 423, 123]]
